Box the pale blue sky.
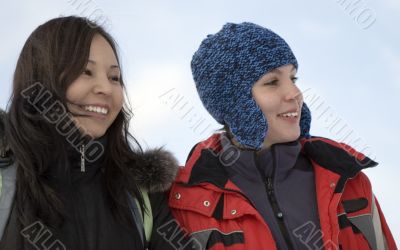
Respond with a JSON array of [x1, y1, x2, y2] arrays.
[[1, 0, 399, 242]]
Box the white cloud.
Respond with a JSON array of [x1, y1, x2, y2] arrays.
[[385, 0, 400, 10], [125, 63, 194, 134], [380, 48, 400, 91], [295, 20, 338, 40]]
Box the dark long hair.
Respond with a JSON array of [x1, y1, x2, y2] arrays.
[[5, 16, 145, 227]]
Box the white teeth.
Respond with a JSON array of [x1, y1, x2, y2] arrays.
[[280, 112, 298, 117], [84, 105, 109, 115]]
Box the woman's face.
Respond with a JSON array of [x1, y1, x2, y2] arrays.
[[252, 64, 303, 149], [66, 34, 123, 139]]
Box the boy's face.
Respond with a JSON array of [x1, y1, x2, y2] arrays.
[[251, 64, 303, 149]]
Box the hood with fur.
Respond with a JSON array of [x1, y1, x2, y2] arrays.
[[134, 147, 179, 193], [0, 109, 179, 193]]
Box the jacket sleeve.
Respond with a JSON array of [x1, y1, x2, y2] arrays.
[[343, 172, 398, 250], [373, 196, 398, 250], [358, 172, 397, 250], [148, 192, 199, 250]]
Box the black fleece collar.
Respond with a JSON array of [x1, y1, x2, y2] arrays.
[[186, 135, 378, 189]]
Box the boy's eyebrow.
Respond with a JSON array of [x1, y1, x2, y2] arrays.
[[88, 59, 120, 69], [269, 65, 296, 74]]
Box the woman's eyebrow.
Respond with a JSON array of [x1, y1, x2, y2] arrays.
[[88, 59, 119, 69]]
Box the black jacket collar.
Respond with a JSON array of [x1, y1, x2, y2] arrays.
[[185, 135, 378, 189], [0, 108, 180, 193]]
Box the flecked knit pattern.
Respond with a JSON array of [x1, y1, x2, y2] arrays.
[[191, 22, 311, 149]]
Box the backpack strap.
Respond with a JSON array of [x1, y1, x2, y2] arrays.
[[0, 163, 17, 239], [127, 189, 153, 247], [139, 190, 153, 244]]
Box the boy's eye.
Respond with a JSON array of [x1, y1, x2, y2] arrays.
[[264, 79, 278, 86], [264, 77, 298, 86]]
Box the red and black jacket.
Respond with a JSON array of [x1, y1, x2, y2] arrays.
[[169, 134, 397, 250]]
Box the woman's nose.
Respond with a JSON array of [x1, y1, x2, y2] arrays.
[[93, 75, 112, 95]]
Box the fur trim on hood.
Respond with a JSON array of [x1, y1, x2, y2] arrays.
[[0, 108, 179, 192], [134, 148, 179, 193]]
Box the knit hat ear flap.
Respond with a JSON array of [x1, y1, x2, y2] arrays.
[[300, 102, 312, 138], [228, 101, 312, 149], [226, 92, 267, 149], [226, 99, 311, 150]]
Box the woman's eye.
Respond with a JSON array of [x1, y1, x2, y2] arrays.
[[83, 69, 92, 76], [291, 77, 298, 83], [110, 76, 120, 82]]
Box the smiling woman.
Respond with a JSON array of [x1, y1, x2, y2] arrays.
[[66, 34, 124, 139], [0, 16, 194, 250]]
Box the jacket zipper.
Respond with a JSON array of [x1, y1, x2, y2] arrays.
[[67, 151, 87, 250], [265, 176, 294, 249], [80, 144, 86, 172], [254, 146, 294, 250]]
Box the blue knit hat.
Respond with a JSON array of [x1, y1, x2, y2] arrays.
[[191, 22, 311, 149]]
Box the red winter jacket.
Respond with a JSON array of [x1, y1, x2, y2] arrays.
[[169, 134, 397, 250]]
